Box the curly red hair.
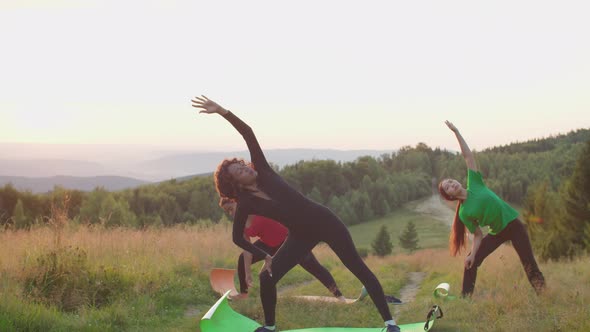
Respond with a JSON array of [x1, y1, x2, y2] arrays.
[[214, 158, 254, 199]]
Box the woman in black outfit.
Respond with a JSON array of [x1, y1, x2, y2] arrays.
[[219, 198, 346, 301], [192, 95, 400, 332]]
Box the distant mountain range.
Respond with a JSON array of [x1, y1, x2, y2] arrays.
[[2, 129, 587, 193], [0, 149, 390, 192], [0, 159, 111, 178], [0, 175, 149, 193], [136, 149, 391, 180]]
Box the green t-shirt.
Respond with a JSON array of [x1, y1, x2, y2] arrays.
[[459, 169, 519, 235]]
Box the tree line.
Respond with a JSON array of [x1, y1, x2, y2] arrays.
[[523, 138, 590, 260], [2, 128, 589, 260]]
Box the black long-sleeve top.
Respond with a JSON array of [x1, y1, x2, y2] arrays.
[[222, 111, 324, 258]]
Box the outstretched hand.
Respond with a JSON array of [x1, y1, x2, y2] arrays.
[[191, 95, 228, 115], [245, 273, 254, 288], [261, 255, 273, 277], [465, 253, 475, 269], [445, 120, 459, 133]]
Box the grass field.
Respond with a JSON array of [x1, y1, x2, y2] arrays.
[[348, 206, 450, 252], [1, 197, 588, 331]]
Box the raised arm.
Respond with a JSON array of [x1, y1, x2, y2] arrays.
[[191, 95, 271, 172], [445, 120, 477, 171]]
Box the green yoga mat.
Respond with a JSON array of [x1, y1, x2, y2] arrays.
[[200, 291, 442, 332]]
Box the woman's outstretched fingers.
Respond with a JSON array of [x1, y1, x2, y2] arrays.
[[191, 96, 226, 115], [190, 98, 204, 107], [445, 120, 458, 132], [191, 96, 213, 113]]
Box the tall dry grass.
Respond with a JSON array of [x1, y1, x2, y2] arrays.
[[1, 222, 240, 280], [279, 242, 590, 331], [0, 220, 244, 330], [2, 219, 589, 331]]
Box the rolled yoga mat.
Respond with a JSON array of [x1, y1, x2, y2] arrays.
[[433, 283, 456, 300]]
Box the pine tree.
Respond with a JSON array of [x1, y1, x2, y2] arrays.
[[399, 220, 419, 253], [372, 225, 392, 257], [308, 187, 323, 204], [352, 191, 374, 221], [13, 199, 28, 230], [376, 198, 391, 216], [562, 140, 590, 250], [523, 182, 569, 260]]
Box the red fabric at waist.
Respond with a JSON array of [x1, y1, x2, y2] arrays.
[[244, 215, 288, 247]]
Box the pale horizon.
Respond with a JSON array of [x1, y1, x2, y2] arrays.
[[1, 123, 587, 157], [1, 0, 589, 157]]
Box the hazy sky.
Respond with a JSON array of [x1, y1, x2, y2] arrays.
[[1, 0, 589, 155]]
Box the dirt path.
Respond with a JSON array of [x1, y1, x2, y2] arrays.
[[394, 271, 426, 316], [411, 195, 455, 226]]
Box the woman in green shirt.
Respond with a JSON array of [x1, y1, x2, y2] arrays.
[[438, 121, 545, 297]]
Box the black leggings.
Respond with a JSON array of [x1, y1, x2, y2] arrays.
[[258, 214, 392, 326], [237, 240, 342, 297], [462, 219, 545, 296]]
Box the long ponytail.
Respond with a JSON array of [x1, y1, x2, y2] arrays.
[[449, 202, 467, 256], [438, 180, 467, 256]]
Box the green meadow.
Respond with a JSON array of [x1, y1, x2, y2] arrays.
[[1, 197, 588, 331]]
